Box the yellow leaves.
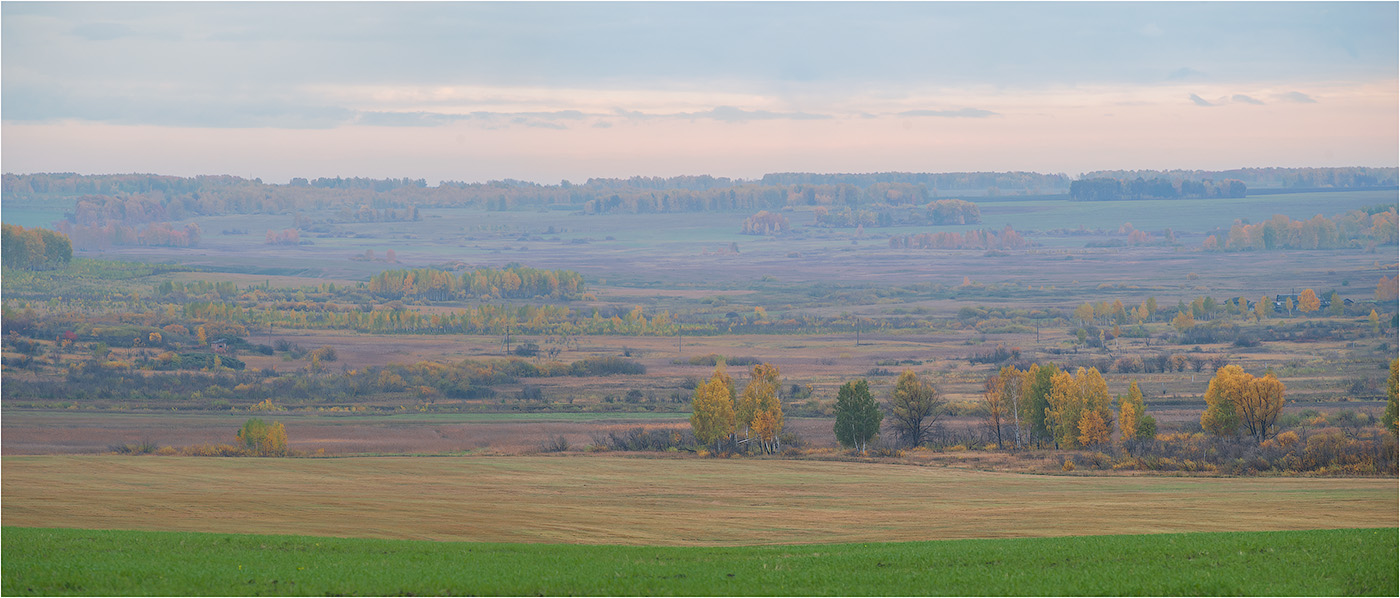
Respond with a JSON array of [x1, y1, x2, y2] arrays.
[[1201, 365, 1286, 441], [1077, 411, 1110, 448], [751, 409, 778, 447], [1119, 399, 1139, 441], [1073, 303, 1095, 324], [1046, 367, 1115, 449], [690, 368, 736, 448], [249, 399, 283, 412], [1298, 289, 1321, 313], [236, 418, 288, 456], [1171, 310, 1195, 332]]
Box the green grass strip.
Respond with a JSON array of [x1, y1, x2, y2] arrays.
[[3, 527, 1395, 596]]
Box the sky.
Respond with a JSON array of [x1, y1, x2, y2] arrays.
[[2, 1, 1397, 185]]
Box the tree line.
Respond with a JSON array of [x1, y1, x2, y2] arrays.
[[1201, 208, 1398, 251], [887, 226, 1030, 250], [1, 224, 72, 270], [367, 265, 586, 301], [1070, 177, 1247, 201], [1080, 167, 1397, 190]]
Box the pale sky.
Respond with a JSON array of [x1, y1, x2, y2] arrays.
[[2, 1, 1396, 184]]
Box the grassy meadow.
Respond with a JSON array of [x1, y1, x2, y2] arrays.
[[3, 526, 1395, 596]]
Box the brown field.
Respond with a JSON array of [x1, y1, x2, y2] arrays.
[[2, 455, 1393, 546], [2, 410, 803, 455], [237, 325, 1392, 411]]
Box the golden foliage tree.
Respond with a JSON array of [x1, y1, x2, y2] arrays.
[[1118, 380, 1144, 441], [690, 367, 736, 453], [1201, 365, 1286, 441], [736, 363, 779, 438], [1045, 371, 1083, 449], [1045, 367, 1114, 449], [739, 363, 783, 454], [1077, 410, 1110, 448], [1298, 289, 1320, 314], [982, 374, 1009, 449], [1171, 310, 1195, 332], [750, 409, 779, 454], [1073, 303, 1095, 325], [1376, 275, 1398, 302]]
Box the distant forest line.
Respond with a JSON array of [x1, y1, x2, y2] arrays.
[[2, 167, 1394, 250]]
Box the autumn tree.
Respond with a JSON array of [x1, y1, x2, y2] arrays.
[[1078, 411, 1110, 448], [1238, 373, 1286, 442], [997, 365, 1025, 449], [1, 224, 73, 270], [889, 370, 943, 447], [1045, 371, 1082, 448], [1254, 294, 1270, 322], [1073, 303, 1095, 325], [1384, 357, 1398, 438], [1200, 365, 1286, 442], [1298, 289, 1320, 314], [738, 363, 783, 454], [237, 418, 288, 456], [1376, 275, 1398, 302], [1045, 367, 1114, 449], [690, 367, 736, 453], [1020, 363, 1058, 447], [1117, 381, 1154, 442], [1327, 292, 1344, 317], [1171, 310, 1195, 332], [982, 373, 1013, 449], [834, 379, 882, 453]]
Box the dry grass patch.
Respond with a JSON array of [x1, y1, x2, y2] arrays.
[[3, 455, 1393, 546]]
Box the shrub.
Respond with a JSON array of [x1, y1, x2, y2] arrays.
[[569, 356, 645, 376], [236, 418, 288, 457], [540, 435, 570, 453]]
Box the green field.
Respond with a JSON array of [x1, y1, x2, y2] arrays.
[[3, 526, 1394, 596], [974, 190, 1396, 234]]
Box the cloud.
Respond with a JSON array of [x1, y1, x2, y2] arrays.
[[1188, 94, 1216, 107], [1, 84, 354, 128], [1279, 91, 1318, 103], [511, 117, 567, 130], [897, 108, 998, 118], [684, 106, 831, 122], [355, 111, 470, 127], [70, 22, 135, 41], [1231, 94, 1265, 105], [609, 106, 829, 122], [1166, 67, 1206, 81]]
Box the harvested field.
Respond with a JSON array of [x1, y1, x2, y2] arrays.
[[3, 455, 1394, 546]]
